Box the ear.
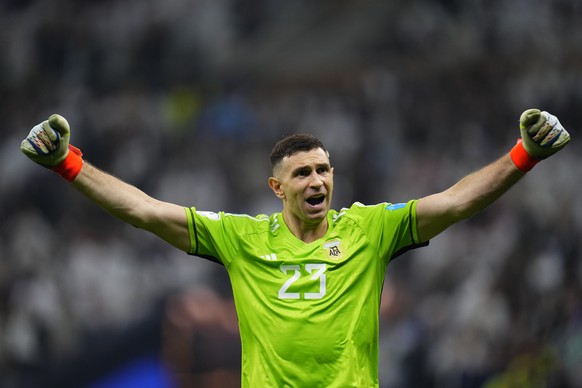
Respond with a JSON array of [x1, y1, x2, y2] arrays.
[[268, 177, 285, 199]]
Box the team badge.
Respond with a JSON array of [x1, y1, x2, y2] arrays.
[[324, 240, 343, 259]]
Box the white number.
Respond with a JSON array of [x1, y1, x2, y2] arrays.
[[278, 263, 327, 300], [304, 263, 326, 299], [279, 265, 301, 299]]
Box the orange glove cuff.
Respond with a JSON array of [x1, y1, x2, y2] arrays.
[[52, 145, 84, 182], [510, 139, 540, 172]]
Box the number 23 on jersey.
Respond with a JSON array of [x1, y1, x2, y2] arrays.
[[278, 263, 327, 300]]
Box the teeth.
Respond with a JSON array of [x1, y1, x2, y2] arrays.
[[306, 195, 325, 205]]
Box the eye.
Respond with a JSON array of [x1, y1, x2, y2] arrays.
[[296, 168, 310, 177], [317, 166, 329, 174]]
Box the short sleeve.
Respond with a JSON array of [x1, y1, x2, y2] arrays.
[[346, 200, 427, 263], [185, 207, 239, 266]]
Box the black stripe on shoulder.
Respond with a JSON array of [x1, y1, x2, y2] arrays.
[[408, 202, 416, 244], [186, 209, 224, 266], [188, 208, 199, 256], [390, 241, 429, 261], [389, 201, 429, 261], [186, 252, 225, 267]]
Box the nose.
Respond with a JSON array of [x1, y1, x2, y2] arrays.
[[309, 171, 324, 187]]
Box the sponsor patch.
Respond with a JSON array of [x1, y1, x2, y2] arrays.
[[386, 203, 406, 211], [198, 211, 220, 220]]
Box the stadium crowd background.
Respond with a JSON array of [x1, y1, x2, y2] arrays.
[[2, 0, 582, 387]]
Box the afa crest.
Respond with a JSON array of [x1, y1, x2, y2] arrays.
[[323, 240, 343, 259]]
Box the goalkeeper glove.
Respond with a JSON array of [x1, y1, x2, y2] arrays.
[[20, 114, 84, 182], [510, 109, 570, 172]]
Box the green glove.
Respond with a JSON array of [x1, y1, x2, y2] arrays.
[[21, 114, 84, 181], [20, 114, 71, 168], [519, 109, 570, 159]]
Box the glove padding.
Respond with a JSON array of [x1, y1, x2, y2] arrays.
[[21, 114, 71, 168], [520, 109, 570, 159]]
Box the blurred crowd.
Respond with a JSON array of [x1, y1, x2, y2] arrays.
[[2, 0, 582, 387]]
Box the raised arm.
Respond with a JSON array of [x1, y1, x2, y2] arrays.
[[73, 163, 190, 251], [416, 155, 523, 241], [416, 109, 571, 242], [20, 114, 191, 252]]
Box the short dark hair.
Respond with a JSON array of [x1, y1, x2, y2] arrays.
[[270, 134, 328, 171]]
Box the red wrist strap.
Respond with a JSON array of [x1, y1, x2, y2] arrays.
[[510, 139, 540, 172], [52, 145, 84, 182]]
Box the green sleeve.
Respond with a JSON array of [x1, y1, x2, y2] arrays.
[[348, 200, 427, 263], [185, 207, 239, 266]]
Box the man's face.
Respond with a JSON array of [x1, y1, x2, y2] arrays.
[[269, 148, 334, 226]]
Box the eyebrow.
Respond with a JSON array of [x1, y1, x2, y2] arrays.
[[291, 162, 330, 175]]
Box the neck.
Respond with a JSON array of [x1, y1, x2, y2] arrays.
[[283, 212, 328, 243]]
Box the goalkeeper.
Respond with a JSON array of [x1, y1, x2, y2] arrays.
[[20, 109, 570, 387]]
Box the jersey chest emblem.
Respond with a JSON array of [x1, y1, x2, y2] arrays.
[[323, 240, 343, 259]]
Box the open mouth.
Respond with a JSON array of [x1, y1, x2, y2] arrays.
[[306, 194, 325, 207]]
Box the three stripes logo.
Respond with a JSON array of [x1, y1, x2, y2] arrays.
[[261, 253, 278, 261]]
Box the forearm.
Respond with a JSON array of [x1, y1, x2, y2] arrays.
[[72, 163, 190, 251], [73, 163, 152, 226], [417, 154, 524, 241], [440, 154, 524, 220]]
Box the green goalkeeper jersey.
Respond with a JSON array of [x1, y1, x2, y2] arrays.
[[185, 200, 426, 387]]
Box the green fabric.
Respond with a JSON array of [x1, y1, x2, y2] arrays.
[[186, 200, 424, 387]]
